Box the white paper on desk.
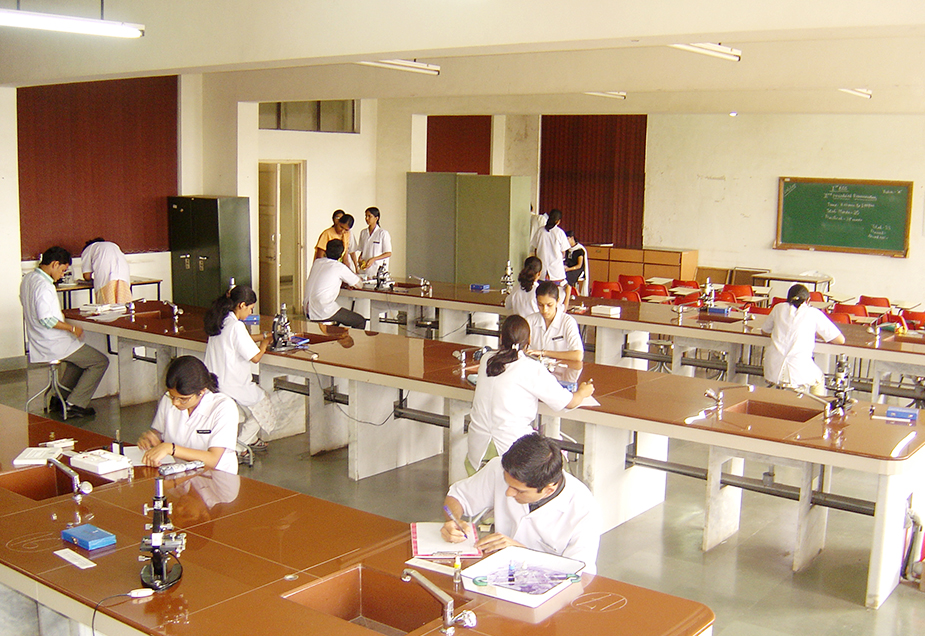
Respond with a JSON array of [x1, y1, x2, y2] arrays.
[[411, 522, 481, 558], [121, 446, 175, 467], [579, 396, 599, 407], [86, 312, 127, 323]]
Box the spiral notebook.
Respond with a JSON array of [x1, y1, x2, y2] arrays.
[[411, 522, 481, 559]]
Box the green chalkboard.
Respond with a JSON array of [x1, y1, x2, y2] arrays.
[[776, 177, 912, 257]]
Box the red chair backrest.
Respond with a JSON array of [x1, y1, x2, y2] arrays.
[[715, 290, 739, 304], [808, 291, 825, 302], [722, 284, 753, 299], [859, 295, 890, 308], [672, 279, 700, 289], [901, 310, 925, 329], [618, 275, 644, 292], [590, 281, 622, 298], [744, 303, 771, 315], [770, 297, 786, 306], [613, 290, 641, 302], [878, 313, 908, 329], [833, 303, 868, 317], [640, 284, 669, 297], [828, 312, 852, 324], [672, 292, 702, 307]]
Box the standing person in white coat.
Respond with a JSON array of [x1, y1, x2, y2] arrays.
[[137, 356, 239, 474], [466, 315, 593, 474], [203, 285, 276, 454], [80, 238, 131, 304], [530, 209, 570, 292], [355, 207, 392, 278], [526, 281, 584, 362], [20, 246, 109, 418], [442, 433, 602, 573], [761, 284, 844, 395]]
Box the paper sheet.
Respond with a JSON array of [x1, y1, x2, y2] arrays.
[[411, 522, 481, 558]]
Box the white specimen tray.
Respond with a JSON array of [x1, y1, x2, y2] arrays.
[[460, 546, 584, 607]]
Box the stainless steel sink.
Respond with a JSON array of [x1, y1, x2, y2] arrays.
[[282, 564, 467, 636], [723, 400, 821, 422]]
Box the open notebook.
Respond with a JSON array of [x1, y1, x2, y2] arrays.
[[411, 522, 481, 559]]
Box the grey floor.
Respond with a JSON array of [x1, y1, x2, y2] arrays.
[[3, 366, 923, 636]]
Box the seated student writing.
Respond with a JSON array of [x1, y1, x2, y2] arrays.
[[442, 433, 602, 573], [526, 281, 584, 361]]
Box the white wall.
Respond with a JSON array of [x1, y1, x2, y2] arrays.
[[0, 88, 25, 363], [645, 113, 925, 303], [257, 100, 378, 276]]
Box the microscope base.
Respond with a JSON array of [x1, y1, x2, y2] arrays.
[[141, 561, 183, 591]]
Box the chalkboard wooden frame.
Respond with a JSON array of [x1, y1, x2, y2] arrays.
[[775, 177, 912, 257]]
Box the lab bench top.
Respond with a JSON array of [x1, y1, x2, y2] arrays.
[[0, 411, 715, 636]]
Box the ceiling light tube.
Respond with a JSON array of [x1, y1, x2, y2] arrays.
[[0, 8, 144, 38], [838, 88, 872, 99], [357, 59, 440, 76], [669, 43, 741, 62], [584, 91, 627, 100]]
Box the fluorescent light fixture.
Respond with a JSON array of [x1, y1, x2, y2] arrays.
[[839, 88, 872, 99], [669, 43, 741, 62], [729, 112, 738, 117], [584, 91, 627, 100], [890, 431, 916, 458], [357, 59, 440, 76], [0, 8, 144, 38]]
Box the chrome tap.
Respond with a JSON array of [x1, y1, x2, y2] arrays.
[[789, 388, 836, 418], [704, 383, 755, 409], [48, 457, 92, 502], [401, 568, 476, 636], [164, 300, 183, 316]]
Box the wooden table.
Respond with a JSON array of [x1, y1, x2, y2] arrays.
[[0, 411, 715, 636], [56, 277, 163, 309]]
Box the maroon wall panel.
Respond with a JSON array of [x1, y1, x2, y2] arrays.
[[427, 115, 491, 175], [539, 114, 646, 248], [18, 75, 178, 259]]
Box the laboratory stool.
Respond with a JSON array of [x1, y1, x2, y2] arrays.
[[25, 360, 72, 420], [234, 402, 256, 467]]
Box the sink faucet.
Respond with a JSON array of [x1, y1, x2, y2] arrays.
[[401, 568, 476, 636], [787, 386, 855, 419], [164, 300, 183, 316], [704, 383, 755, 409], [48, 457, 92, 502]]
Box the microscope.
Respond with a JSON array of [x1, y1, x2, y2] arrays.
[[140, 476, 186, 591], [271, 303, 292, 350], [500, 260, 515, 295], [375, 262, 393, 290]]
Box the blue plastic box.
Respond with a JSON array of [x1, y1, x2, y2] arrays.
[[61, 524, 116, 550], [470, 283, 490, 292]]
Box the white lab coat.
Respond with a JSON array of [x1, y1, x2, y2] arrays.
[[447, 457, 602, 573], [526, 309, 583, 355], [204, 314, 263, 406], [152, 391, 239, 474], [356, 225, 392, 278], [80, 241, 130, 293], [467, 351, 573, 468], [20, 268, 81, 363], [505, 281, 539, 318], [761, 302, 843, 387], [304, 257, 361, 320], [530, 226, 570, 282]]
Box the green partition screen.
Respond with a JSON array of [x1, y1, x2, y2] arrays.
[[776, 177, 912, 257]]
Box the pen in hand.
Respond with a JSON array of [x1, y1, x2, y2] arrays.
[[443, 505, 469, 540]]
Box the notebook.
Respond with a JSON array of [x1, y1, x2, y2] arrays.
[[411, 521, 481, 559], [13, 446, 63, 467]]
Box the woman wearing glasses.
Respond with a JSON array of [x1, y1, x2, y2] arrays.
[[137, 356, 239, 474]]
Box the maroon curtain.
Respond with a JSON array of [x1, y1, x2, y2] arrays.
[[539, 115, 646, 247], [18, 76, 178, 259], [427, 115, 491, 175]]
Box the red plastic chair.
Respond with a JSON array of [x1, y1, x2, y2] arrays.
[[672, 292, 702, 307], [828, 312, 852, 325], [613, 290, 642, 302], [618, 275, 645, 292], [878, 313, 908, 330], [744, 303, 771, 315], [901, 310, 925, 330], [808, 291, 825, 302], [722, 284, 753, 300], [640, 283, 670, 300], [833, 303, 869, 318], [590, 281, 622, 299], [671, 279, 700, 289], [770, 297, 787, 307], [859, 295, 891, 308], [715, 290, 740, 304]]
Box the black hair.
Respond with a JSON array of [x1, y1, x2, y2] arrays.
[[83, 237, 105, 249], [501, 433, 564, 490], [787, 284, 810, 308], [326, 238, 346, 260], [40, 246, 71, 266], [332, 209, 345, 223], [535, 280, 559, 301], [365, 207, 381, 224], [544, 209, 562, 232], [487, 315, 530, 377], [204, 285, 258, 336], [166, 356, 219, 395], [339, 214, 355, 229], [564, 230, 575, 239], [518, 256, 542, 292]]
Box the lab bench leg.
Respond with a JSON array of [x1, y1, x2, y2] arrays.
[[793, 463, 830, 571], [703, 447, 744, 552], [447, 398, 470, 485]]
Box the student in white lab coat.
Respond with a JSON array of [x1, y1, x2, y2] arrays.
[[20, 245, 109, 418], [203, 285, 276, 454], [761, 284, 845, 394], [137, 356, 239, 474], [304, 239, 366, 329], [530, 209, 570, 286], [466, 315, 593, 473], [355, 207, 392, 278], [526, 281, 584, 362], [504, 256, 542, 318], [80, 238, 131, 304], [443, 433, 602, 574]]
